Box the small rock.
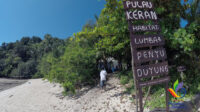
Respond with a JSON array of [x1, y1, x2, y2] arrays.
[[9, 95, 13, 98], [198, 108, 200, 112], [123, 109, 127, 112], [53, 106, 57, 109]]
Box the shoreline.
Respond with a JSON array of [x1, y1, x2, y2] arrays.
[[0, 78, 27, 92]]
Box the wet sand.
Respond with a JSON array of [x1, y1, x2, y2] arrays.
[[0, 78, 27, 92]]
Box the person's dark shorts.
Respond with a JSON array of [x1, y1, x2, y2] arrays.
[[100, 80, 106, 88]]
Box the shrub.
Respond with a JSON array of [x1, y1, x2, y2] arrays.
[[120, 75, 129, 85]]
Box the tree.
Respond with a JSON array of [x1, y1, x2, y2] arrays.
[[10, 60, 37, 78], [183, 0, 200, 25]]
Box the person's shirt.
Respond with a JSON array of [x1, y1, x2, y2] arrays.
[[100, 70, 107, 81]]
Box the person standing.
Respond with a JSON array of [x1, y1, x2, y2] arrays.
[[100, 68, 107, 90]]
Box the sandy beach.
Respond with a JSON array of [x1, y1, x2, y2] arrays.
[[0, 76, 149, 112]]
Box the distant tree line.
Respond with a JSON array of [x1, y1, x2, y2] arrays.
[[0, 34, 65, 79]]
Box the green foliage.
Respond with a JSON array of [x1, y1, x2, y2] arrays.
[[171, 28, 195, 53], [120, 76, 129, 85], [146, 88, 166, 110], [10, 60, 37, 78], [63, 81, 76, 94], [117, 70, 135, 94], [0, 35, 64, 78], [94, 0, 131, 69], [32, 72, 43, 79], [37, 53, 54, 79], [37, 36, 98, 94], [183, 0, 200, 24]]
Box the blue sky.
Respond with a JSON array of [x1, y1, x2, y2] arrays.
[[0, 0, 106, 44], [0, 0, 192, 45]]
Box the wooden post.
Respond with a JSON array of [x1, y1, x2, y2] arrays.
[[128, 16, 139, 111], [165, 82, 170, 112], [139, 87, 143, 112], [130, 39, 139, 112]]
